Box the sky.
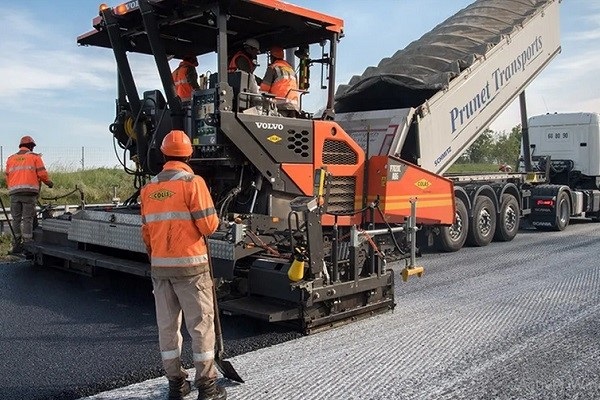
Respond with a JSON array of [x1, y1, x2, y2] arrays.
[[0, 0, 598, 166]]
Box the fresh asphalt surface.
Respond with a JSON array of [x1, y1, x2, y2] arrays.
[[2, 220, 600, 399], [0, 262, 299, 400]]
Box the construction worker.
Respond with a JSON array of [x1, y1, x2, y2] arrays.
[[140, 130, 225, 400], [4, 136, 53, 254], [228, 38, 260, 74], [172, 55, 200, 102], [260, 46, 299, 117]]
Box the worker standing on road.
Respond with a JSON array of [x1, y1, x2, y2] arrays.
[[172, 55, 200, 102], [4, 136, 53, 254], [228, 38, 260, 74], [260, 46, 299, 117], [140, 130, 226, 400]]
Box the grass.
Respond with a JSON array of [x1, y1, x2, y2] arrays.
[[0, 168, 136, 207], [0, 233, 13, 259], [1, 168, 135, 259]]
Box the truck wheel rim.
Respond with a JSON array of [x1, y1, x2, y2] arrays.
[[479, 209, 492, 235], [504, 205, 517, 231], [449, 213, 463, 240]]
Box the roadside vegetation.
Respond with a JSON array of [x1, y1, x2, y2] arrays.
[[448, 126, 523, 173], [0, 233, 11, 259], [0, 168, 135, 259], [0, 168, 135, 206]]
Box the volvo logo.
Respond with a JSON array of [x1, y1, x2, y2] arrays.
[[255, 122, 284, 130]]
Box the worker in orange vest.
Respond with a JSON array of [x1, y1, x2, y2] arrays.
[[140, 130, 225, 400], [4, 135, 53, 254], [228, 38, 260, 74], [172, 55, 200, 102], [260, 46, 299, 117]]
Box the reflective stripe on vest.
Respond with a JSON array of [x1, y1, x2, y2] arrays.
[[8, 184, 39, 194], [151, 170, 194, 183], [6, 165, 35, 173], [142, 208, 216, 224]]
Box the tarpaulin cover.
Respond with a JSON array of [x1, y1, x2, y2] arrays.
[[334, 0, 553, 113]]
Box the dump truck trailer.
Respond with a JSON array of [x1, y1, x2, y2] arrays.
[[335, 0, 599, 251]]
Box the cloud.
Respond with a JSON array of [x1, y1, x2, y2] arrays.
[[0, 10, 116, 100]]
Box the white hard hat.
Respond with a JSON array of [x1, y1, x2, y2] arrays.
[[243, 38, 260, 51]]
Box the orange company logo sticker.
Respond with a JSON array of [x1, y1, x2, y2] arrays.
[[149, 189, 175, 201], [415, 179, 431, 190]]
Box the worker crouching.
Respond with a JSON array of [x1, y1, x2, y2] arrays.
[[140, 130, 226, 400]]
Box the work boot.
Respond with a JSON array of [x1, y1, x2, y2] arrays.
[[197, 379, 227, 400], [167, 377, 191, 400]]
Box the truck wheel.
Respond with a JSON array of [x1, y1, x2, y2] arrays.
[[466, 195, 496, 247], [494, 194, 520, 242], [551, 191, 570, 231], [437, 197, 469, 252]]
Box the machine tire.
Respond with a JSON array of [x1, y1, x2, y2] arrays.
[[550, 191, 570, 231], [494, 194, 520, 242], [466, 195, 496, 247], [437, 197, 469, 252]]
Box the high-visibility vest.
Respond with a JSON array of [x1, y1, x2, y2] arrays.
[[172, 61, 197, 101], [5, 147, 50, 195], [260, 59, 299, 107], [140, 161, 219, 277], [228, 51, 256, 73]]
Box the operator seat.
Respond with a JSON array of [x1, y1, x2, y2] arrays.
[[209, 71, 261, 112]]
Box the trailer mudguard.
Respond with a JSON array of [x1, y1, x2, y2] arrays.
[[529, 184, 571, 231]]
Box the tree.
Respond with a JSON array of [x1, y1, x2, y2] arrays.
[[457, 125, 523, 167], [494, 125, 522, 166], [464, 129, 495, 163]]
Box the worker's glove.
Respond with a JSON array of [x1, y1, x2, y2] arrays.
[[47, 181, 54, 188]]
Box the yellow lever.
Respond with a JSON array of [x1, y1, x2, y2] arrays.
[[401, 266, 424, 282]]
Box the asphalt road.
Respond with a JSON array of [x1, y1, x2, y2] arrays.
[[0, 262, 298, 400], [2, 220, 600, 399]]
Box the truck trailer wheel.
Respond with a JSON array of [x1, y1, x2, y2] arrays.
[[466, 195, 496, 247], [437, 197, 469, 252], [494, 194, 520, 242]]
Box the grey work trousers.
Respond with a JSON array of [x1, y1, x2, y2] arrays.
[[152, 270, 217, 386], [10, 193, 37, 242]]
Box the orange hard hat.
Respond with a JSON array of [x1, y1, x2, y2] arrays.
[[269, 46, 284, 59], [160, 130, 193, 157], [19, 135, 36, 147]]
